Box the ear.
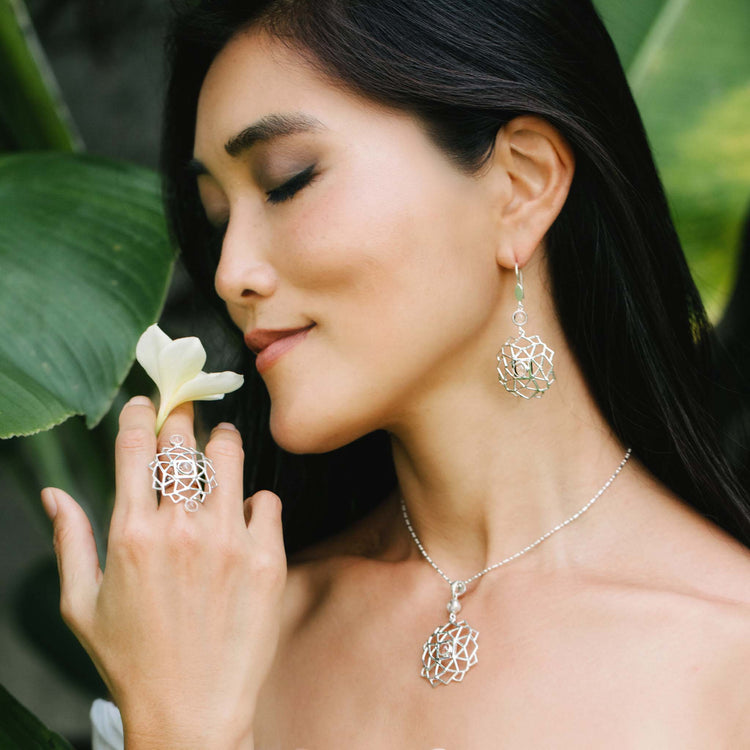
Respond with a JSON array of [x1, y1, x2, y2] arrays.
[[489, 116, 575, 270]]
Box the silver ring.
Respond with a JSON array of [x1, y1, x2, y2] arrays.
[[149, 435, 217, 512]]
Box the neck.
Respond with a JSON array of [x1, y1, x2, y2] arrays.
[[385, 346, 633, 580]]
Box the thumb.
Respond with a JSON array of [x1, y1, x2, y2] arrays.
[[41, 487, 101, 624]]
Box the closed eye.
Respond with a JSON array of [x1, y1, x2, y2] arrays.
[[266, 164, 318, 205], [203, 164, 317, 257]]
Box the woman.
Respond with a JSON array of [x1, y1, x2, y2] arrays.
[[42, 0, 750, 747]]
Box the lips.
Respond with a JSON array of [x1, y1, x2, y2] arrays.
[[244, 324, 315, 355], [244, 323, 317, 375]]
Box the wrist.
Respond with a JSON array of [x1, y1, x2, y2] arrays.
[[120, 694, 256, 750], [123, 715, 254, 750], [124, 731, 254, 750]]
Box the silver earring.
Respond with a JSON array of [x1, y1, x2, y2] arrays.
[[496, 262, 555, 399]]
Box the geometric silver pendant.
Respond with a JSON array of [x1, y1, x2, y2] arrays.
[[421, 619, 479, 687], [497, 333, 555, 399]]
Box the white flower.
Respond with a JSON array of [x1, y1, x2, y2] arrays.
[[136, 324, 244, 433]]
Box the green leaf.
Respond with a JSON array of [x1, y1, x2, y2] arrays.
[[594, 0, 750, 320], [0, 0, 81, 151], [0, 152, 175, 438], [0, 683, 75, 749]]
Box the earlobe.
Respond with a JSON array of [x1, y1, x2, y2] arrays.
[[491, 116, 575, 270]]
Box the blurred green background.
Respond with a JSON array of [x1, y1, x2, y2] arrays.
[[0, 0, 748, 746]]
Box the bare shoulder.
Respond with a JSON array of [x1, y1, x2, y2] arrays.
[[279, 491, 398, 635], [253, 493, 396, 741], [642, 486, 750, 606], [613, 462, 750, 603], [708, 601, 750, 746], [685, 552, 750, 746], [685, 515, 750, 709], [617, 476, 750, 740]]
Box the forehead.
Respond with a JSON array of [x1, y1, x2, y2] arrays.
[[195, 29, 376, 155]]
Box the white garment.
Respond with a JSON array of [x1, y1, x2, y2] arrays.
[[90, 699, 124, 750]]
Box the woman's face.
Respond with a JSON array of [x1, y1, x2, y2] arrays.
[[193, 29, 503, 453]]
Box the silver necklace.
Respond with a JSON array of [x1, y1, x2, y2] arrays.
[[400, 447, 632, 687]]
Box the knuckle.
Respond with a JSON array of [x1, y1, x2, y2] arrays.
[[116, 426, 154, 454], [166, 520, 201, 551], [216, 536, 246, 566], [59, 590, 79, 628], [251, 550, 286, 586], [110, 521, 152, 557]]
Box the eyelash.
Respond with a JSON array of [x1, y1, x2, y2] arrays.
[[206, 166, 317, 251], [266, 164, 318, 205]]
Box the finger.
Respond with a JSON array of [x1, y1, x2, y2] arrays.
[[156, 400, 195, 448], [42, 487, 101, 631], [203, 422, 245, 524], [155, 401, 199, 514], [245, 490, 285, 548], [113, 396, 158, 518]]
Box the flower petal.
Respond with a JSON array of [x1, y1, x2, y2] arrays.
[[170, 371, 244, 406], [155, 399, 174, 435], [135, 324, 244, 434], [156, 336, 207, 399], [135, 324, 172, 385]]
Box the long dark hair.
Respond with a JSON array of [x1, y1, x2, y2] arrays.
[[161, 0, 750, 555]]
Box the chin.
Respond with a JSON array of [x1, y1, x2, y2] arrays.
[[268, 402, 373, 455]]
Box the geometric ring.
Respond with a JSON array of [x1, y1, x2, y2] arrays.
[[149, 435, 217, 512]]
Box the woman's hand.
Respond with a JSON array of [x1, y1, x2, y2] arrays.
[[40, 396, 286, 750]]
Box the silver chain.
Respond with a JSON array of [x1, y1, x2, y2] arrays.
[[400, 447, 632, 589]]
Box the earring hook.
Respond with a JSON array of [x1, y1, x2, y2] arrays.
[[514, 262, 524, 302]]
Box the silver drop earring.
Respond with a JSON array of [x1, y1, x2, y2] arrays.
[[496, 262, 555, 398]]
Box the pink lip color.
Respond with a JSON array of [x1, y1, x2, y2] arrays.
[[254, 326, 314, 373]]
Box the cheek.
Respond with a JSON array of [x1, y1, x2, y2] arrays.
[[265, 149, 496, 451], [284, 153, 489, 326]]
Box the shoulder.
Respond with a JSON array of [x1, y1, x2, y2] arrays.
[[682, 522, 750, 730], [608, 475, 750, 739], [682, 590, 750, 744], [279, 490, 399, 635], [607, 462, 750, 605]]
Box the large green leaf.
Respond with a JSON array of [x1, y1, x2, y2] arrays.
[[0, 152, 175, 438], [594, 0, 750, 320], [0, 683, 74, 749], [0, 0, 81, 151]]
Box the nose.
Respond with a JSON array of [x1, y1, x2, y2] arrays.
[[213, 216, 278, 304]]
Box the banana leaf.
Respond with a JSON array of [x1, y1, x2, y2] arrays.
[[0, 152, 174, 439], [0, 683, 75, 749], [594, 0, 750, 320], [0, 0, 81, 151]]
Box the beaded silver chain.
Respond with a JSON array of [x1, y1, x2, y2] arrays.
[[400, 447, 632, 687]]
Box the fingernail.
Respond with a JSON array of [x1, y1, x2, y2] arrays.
[[127, 395, 152, 407], [41, 488, 58, 520], [215, 422, 238, 432]]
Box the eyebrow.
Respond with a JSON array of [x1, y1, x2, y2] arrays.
[[187, 112, 327, 176]]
